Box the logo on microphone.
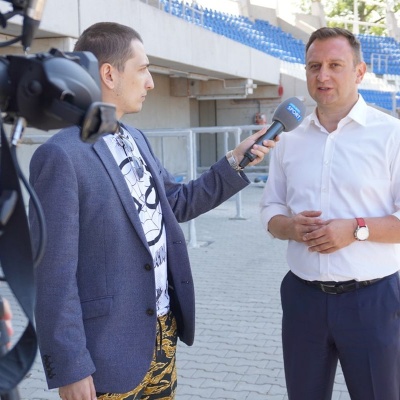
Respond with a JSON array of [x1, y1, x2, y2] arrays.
[[286, 103, 302, 121]]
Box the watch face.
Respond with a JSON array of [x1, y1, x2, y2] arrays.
[[356, 226, 369, 241]]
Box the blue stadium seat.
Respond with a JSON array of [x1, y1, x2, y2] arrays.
[[359, 88, 399, 111], [159, 1, 399, 76], [358, 33, 400, 76]]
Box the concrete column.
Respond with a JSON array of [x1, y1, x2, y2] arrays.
[[311, 0, 327, 28]]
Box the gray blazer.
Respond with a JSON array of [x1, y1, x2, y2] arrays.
[[29, 125, 249, 393]]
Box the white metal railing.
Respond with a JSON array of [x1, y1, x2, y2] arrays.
[[21, 124, 270, 247], [140, 0, 204, 25], [371, 53, 389, 74], [143, 128, 198, 247], [191, 125, 269, 219], [326, 16, 386, 35], [192, 126, 243, 219], [181, 1, 204, 25], [139, 0, 165, 10]]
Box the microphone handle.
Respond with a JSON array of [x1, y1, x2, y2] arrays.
[[239, 121, 283, 168]]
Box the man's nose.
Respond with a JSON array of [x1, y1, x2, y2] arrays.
[[317, 65, 330, 81], [147, 72, 155, 90]]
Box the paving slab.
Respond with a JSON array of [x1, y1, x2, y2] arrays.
[[1, 183, 351, 399]]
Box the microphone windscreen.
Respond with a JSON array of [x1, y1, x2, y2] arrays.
[[272, 97, 306, 132]]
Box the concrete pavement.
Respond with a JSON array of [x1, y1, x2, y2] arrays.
[[1, 182, 351, 399]]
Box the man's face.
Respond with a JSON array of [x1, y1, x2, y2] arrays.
[[305, 36, 365, 111], [113, 39, 154, 118]]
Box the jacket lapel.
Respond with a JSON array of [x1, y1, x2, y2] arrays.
[[92, 137, 149, 250], [128, 130, 181, 245], [127, 128, 168, 195]]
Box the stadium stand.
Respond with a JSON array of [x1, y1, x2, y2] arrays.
[[159, 0, 400, 112], [358, 34, 400, 75], [359, 88, 399, 110]]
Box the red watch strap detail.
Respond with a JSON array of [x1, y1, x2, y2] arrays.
[[356, 217, 366, 227]]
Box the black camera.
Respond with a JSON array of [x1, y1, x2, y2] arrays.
[[0, 48, 117, 142]]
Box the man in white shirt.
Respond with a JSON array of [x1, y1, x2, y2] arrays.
[[260, 27, 400, 400]]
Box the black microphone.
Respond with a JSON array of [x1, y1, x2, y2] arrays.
[[239, 97, 306, 168], [21, 0, 47, 52]]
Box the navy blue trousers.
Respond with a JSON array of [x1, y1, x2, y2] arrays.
[[281, 271, 400, 400]]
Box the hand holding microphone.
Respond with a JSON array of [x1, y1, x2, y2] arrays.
[[238, 97, 306, 169]]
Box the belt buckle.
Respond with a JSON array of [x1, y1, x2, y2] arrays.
[[320, 283, 340, 294]]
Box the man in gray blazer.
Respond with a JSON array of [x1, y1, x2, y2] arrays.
[[29, 22, 275, 400]]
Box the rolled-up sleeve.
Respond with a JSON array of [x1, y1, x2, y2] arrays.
[[259, 145, 290, 238]]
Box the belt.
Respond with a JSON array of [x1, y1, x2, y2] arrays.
[[293, 273, 383, 295]]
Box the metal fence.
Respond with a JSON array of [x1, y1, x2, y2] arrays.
[[143, 125, 270, 246], [21, 124, 269, 247]]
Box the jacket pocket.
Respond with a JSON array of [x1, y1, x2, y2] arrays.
[[81, 296, 113, 320]]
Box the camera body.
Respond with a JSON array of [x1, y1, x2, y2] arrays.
[[0, 48, 117, 141]]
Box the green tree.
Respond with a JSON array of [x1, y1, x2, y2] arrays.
[[294, 0, 400, 35], [327, 0, 383, 35]]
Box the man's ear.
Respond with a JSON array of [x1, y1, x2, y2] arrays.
[[100, 63, 116, 90], [356, 61, 367, 84]]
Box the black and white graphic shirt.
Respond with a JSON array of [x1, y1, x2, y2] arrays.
[[104, 127, 169, 316]]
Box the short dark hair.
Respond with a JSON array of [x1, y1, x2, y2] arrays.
[[306, 27, 363, 65], [74, 22, 143, 71]]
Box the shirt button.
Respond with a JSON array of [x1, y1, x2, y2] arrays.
[[144, 264, 152, 271], [146, 308, 155, 316]]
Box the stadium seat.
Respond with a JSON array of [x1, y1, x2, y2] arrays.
[[159, 0, 400, 108]]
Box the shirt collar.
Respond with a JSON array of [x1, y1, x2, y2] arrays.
[[347, 95, 368, 126], [306, 94, 368, 130]]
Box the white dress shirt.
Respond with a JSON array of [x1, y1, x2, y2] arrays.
[[260, 95, 400, 282]]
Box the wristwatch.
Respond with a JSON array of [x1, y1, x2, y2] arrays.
[[354, 217, 369, 241], [226, 150, 243, 171]]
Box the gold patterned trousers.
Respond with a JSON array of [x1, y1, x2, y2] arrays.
[[97, 311, 177, 400]]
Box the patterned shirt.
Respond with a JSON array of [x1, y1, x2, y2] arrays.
[[103, 126, 169, 316]]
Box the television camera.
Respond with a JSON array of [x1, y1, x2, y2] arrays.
[[0, 1, 118, 399]]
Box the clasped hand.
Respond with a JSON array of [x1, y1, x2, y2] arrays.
[[292, 211, 356, 254]]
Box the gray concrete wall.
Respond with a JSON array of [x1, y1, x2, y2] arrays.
[[1, 1, 281, 81]]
